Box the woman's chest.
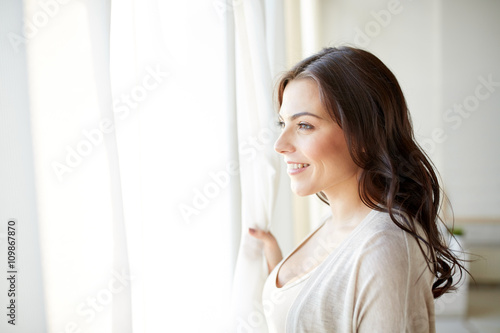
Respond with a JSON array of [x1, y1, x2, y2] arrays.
[[276, 229, 346, 288]]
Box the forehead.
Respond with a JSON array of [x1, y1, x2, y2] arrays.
[[279, 78, 327, 119]]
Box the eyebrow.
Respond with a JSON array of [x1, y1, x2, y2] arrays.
[[278, 112, 324, 121]]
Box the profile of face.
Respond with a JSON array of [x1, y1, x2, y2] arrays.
[[274, 78, 360, 197]]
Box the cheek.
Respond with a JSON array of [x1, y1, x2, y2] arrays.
[[310, 133, 354, 170], [307, 133, 344, 158]]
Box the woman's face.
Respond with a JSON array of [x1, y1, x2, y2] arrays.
[[274, 78, 360, 197]]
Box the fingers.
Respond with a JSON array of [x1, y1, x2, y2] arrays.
[[248, 227, 283, 274], [248, 227, 274, 242]]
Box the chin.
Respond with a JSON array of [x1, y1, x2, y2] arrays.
[[291, 185, 315, 197]]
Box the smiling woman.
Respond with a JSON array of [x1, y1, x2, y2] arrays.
[[249, 46, 468, 332], [275, 79, 360, 199]]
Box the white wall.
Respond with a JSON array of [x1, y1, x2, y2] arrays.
[[440, 0, 500, 219]]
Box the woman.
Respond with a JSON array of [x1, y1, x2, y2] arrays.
[[248, 46, 466, 332]]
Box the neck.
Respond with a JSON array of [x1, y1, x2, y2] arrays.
[[322, 173, 372, 230]]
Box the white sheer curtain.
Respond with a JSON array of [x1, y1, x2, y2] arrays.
[[22, 0, 234, 332], [26, 0, 131, 331], [6, 0, 294, 331], [109, 1, 234, 332], [66, 0, 233, 331], [228, 1, 288, 332]]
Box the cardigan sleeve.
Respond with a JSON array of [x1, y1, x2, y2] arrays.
[[353, 228, 435, 333]]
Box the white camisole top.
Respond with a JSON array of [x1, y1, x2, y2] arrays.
[[261, 215, 330, 333]]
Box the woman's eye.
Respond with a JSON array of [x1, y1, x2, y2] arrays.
[[298, 122, 313, 130], [276, 120, 313, 130]]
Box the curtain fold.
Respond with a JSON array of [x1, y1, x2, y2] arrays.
[[26, 0, 133, 331], [224, 0, 243, 278], [18, 0, 288, 331], [110, 1, 233, 331], [229, 1, 286, 332], [86, 2, 133, 332]]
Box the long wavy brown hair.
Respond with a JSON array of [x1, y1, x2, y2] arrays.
[[275, 46, 467, 298]]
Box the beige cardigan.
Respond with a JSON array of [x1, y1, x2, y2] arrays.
[[284, 209, 436, 332]]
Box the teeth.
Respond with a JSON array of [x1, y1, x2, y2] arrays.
[[289, 163, 310, 170]]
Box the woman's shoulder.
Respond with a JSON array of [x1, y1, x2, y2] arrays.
[[354, 209, 428, 259], [361, 209, 419, 237]]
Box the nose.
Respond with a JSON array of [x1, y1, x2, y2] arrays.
[[274, 130, 294, 154]]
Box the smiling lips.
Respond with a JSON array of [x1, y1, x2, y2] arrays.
[[287, 162, 310, 175]]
